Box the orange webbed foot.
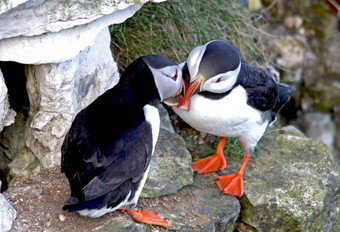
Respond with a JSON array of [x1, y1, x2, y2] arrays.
[[216, 173, 244, 197], [192, 153, 227, 174], [215, 154, 250, 197], [120, 208, 172, 227], [192, 137, 227, 174]]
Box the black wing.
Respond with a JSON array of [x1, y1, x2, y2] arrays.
[[237, 62, 278, 111], [61, 93, 153, 202]]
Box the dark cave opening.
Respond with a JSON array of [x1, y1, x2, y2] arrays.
[[0, 61, 30, 192], [0, 62, 30, 113]]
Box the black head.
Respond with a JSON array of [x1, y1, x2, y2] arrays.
[[175, 39, 242, 110]]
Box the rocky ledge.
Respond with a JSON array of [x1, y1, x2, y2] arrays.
[[1, 116, 339, 231]]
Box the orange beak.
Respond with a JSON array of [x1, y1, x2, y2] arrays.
[[174, 76, 203, 111]]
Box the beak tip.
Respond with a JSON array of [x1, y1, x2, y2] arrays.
[[177, 98, 191, 111]]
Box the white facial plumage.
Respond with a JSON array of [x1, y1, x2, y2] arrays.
[[147, 64, 183, 101], [202, 61, 241, 93], [186, 39, 242, 94]]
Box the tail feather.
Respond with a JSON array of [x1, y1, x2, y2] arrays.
[[63, 196, 82, 212], [270, 83, 295, 123]]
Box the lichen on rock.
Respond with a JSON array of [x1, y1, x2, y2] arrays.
[[228, 126, 340, 231], [141, 127, 194, 198]]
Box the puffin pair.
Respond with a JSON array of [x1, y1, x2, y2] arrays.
[[61, 55, 183, 226], [173, 39, 295, 197]]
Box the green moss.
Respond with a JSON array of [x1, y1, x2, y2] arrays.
[[301, 77, 340, 112], [110, 0, 269, 71], [224, 137, 243, 161]]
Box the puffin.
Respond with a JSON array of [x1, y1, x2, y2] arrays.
[[173, 39, 295, 197], [61, 54, 183, 226]]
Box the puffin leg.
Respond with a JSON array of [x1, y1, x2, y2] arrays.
[[119, 208, 172, 227], [215, 153, 250, 197], [192, 137, 227, 174]]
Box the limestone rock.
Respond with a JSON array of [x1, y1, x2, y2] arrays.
[[24, 27, 119, 168], [0, 0, 165, 64], [302, 76, 340, 113], [0, 192, 16, 232], [92, 216, 146, 232], [223, 126, 340, 231], [272, 36, 305, 69], [0, 69, 15, 132], [98, 175, 240, 232], [293, 112, 336, 154], [0, 4, 144, 64], [3, 162, 238, 231], [162, 175, 240, 231], [0, 0, 164, 40], [159, 103, 175, 133], [141, 128, 193, 198]]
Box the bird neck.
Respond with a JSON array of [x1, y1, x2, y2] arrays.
[[114, 62, 161, 107]]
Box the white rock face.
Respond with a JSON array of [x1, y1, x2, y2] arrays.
[[0, 3, 144, 64], [0, 70, 16, 132], [0, 0, 165, 170], [25, 27, 119, 168], [0, 0, 164, 40], [301, 112, 336, 153], [0, 192, 16, 232]]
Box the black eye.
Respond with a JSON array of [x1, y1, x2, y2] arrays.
[[173, 70, 178, 80]]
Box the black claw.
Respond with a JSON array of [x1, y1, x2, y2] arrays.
[[218, 167, 222, 171], [215, 177, 220, 181], [194, 170, 199, 174], [220, 190, 225, 196]]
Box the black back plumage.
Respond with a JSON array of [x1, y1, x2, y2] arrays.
[[236, 61, 279, 111], [61, 57, 161, 211]]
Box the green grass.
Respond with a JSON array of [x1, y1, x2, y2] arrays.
[[110, 0, 269, 71], [110, 0, 266, 160]]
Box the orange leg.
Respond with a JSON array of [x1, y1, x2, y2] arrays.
[[119, 208, 172, 227], [192, 137, 227, 174], [215, 154, 250, 197]]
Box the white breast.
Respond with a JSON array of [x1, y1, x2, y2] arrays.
[[173, 86, 268, 148], [143, 104, 160, 154]]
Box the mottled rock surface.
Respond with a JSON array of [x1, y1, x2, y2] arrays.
[[142, 128, 193, 198], [0, 0, 163, 64], [0, 191, 16, 232], [3, 135, 238, 232], [22, 27, 118, 168], [262, 0, 340, 163], [0, 69, 15, 132], [0, 0, 165, 174], [220, 126, 340, 231]]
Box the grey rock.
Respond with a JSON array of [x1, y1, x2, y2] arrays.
[[324, 195, 340, 232], [24, 27, 119, 168], [91, 216, 146, 232], [0, 69, 16, 132], [323, 15, 340, 75], [0, 0, 160, 40], [0, 4, 144, 64], [223, 126, 340, 231], [0, 192, 16, 232], [159, 104, 175, 133], [159, 175, 240, 231], [272, 36, 305, 69], [97, 175, 240, 232], [141, 128, 193, 198], [300, 112, 336, 152]]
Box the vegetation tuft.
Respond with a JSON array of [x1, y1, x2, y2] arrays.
[[110, 0, 269, 157], [110, 0, 269, 72]]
